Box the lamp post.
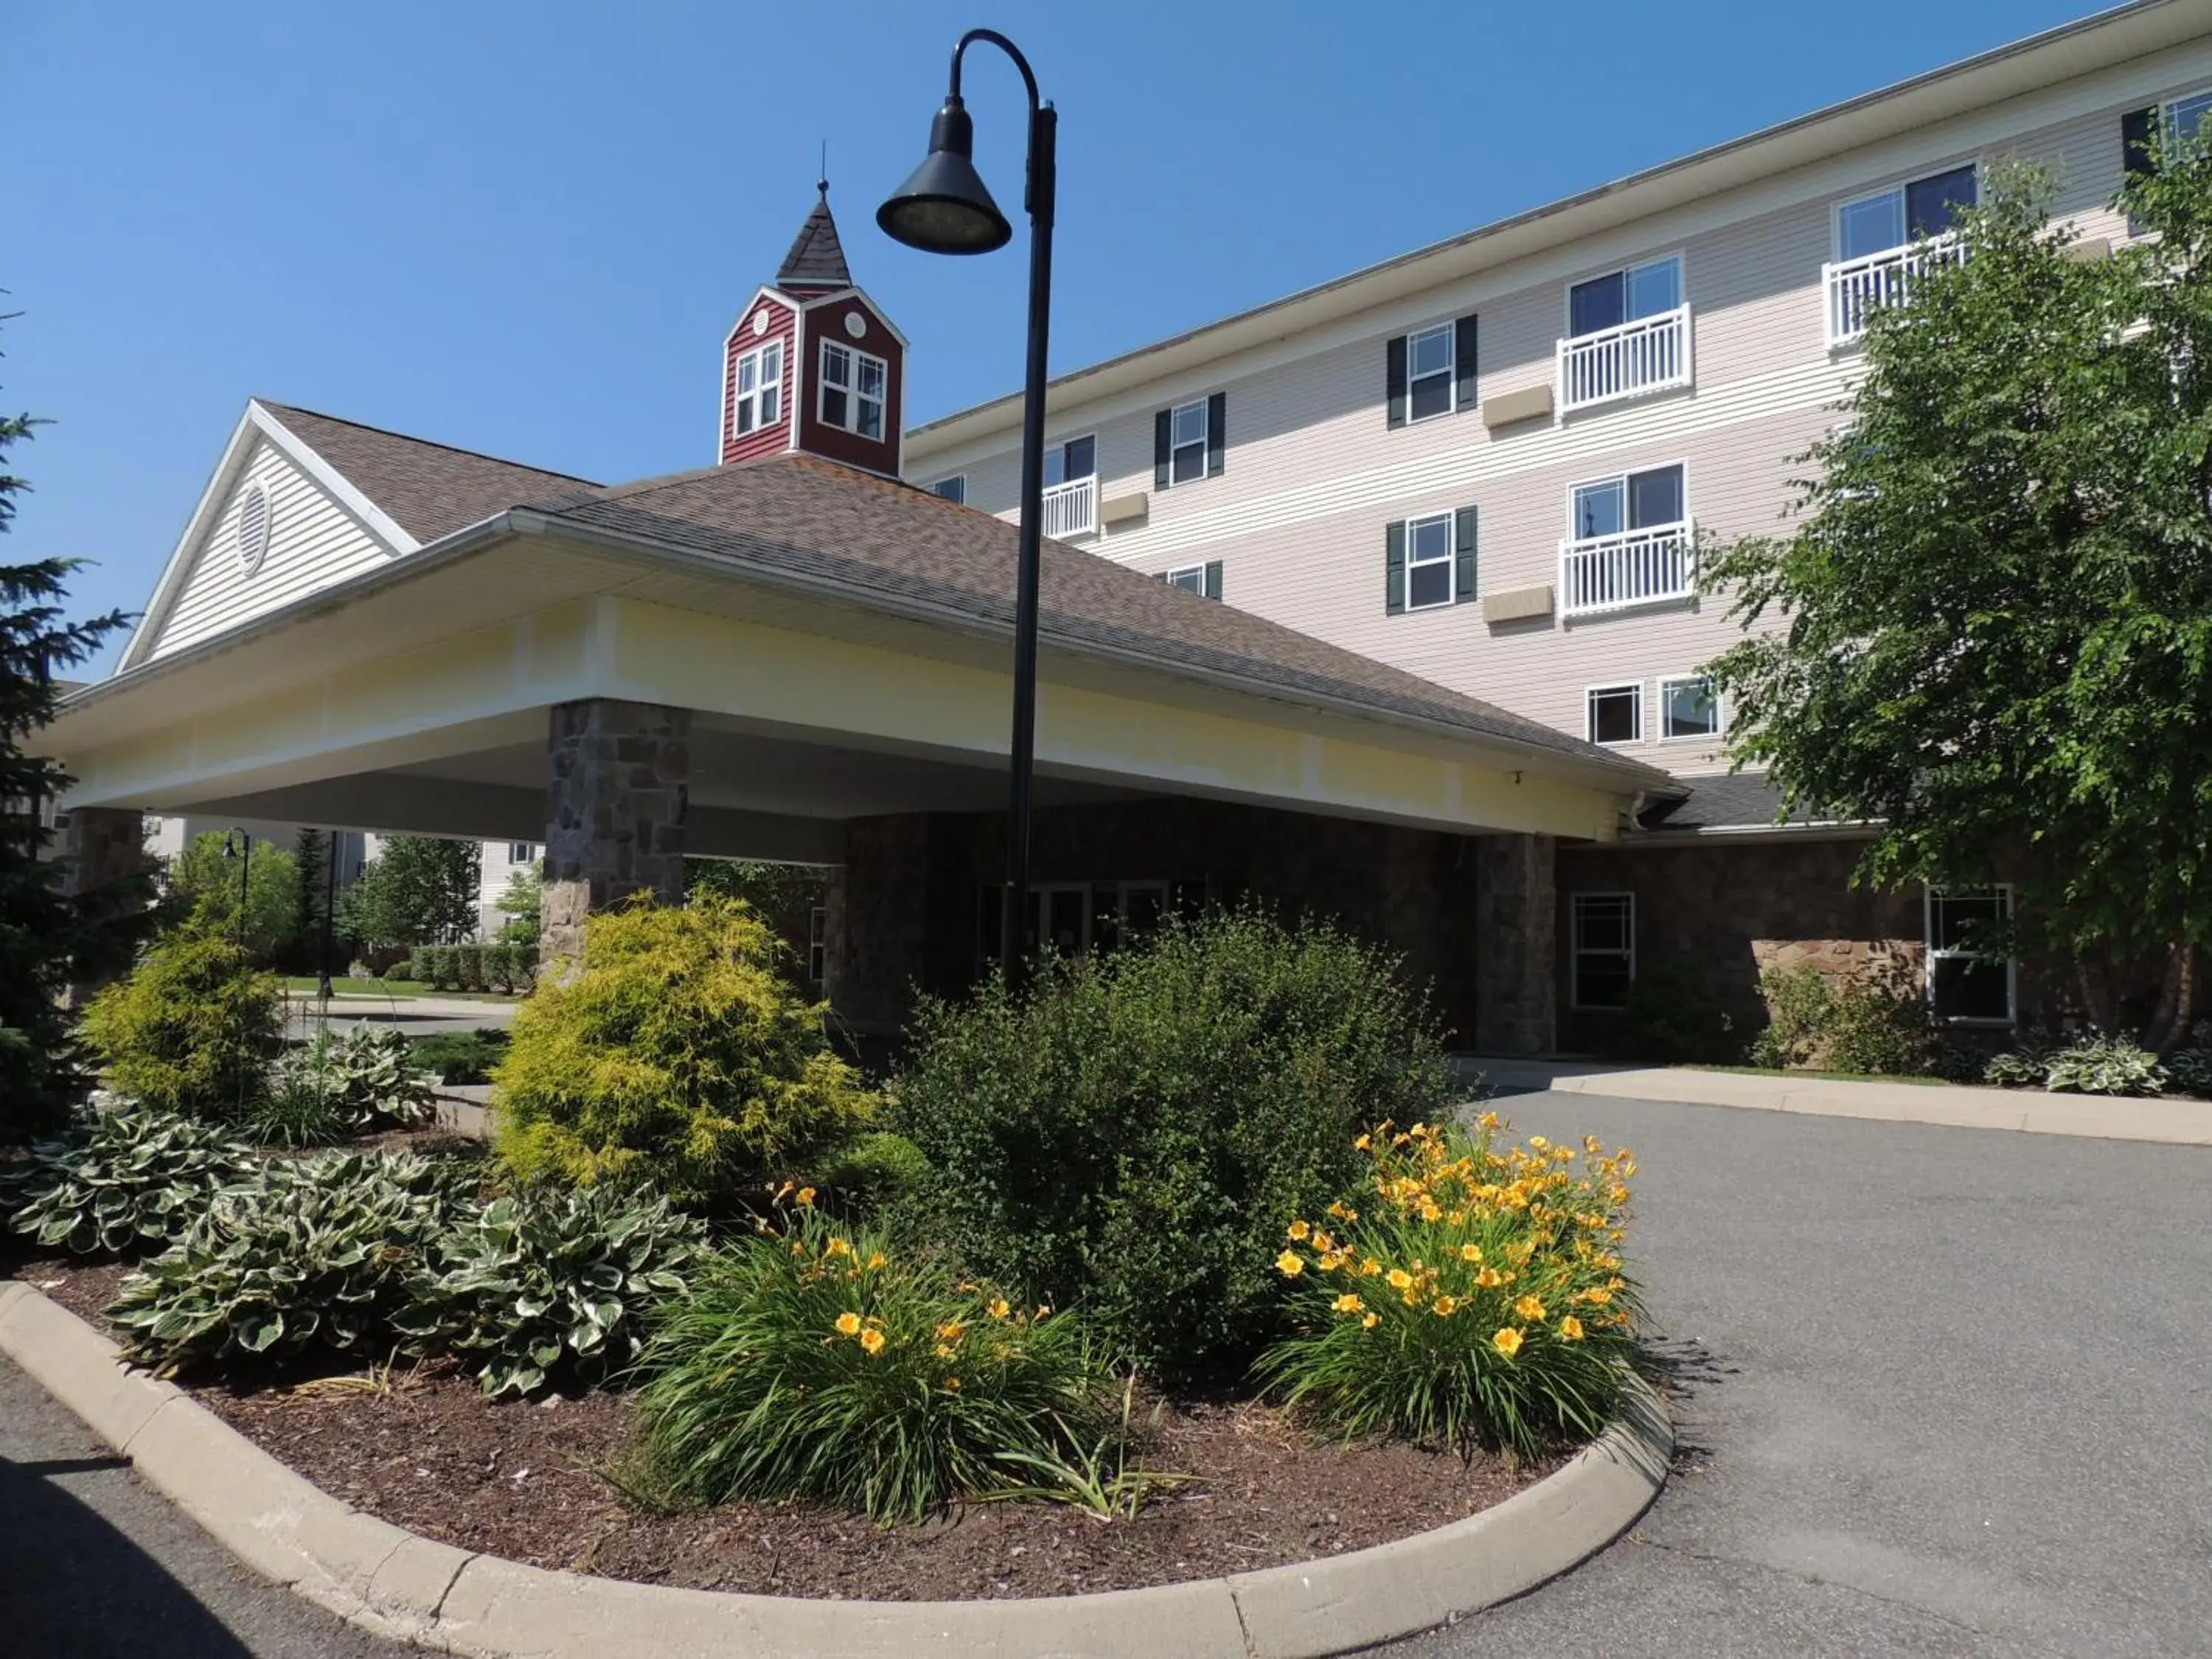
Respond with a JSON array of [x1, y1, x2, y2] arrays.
[[878, 28, 1054, 992]]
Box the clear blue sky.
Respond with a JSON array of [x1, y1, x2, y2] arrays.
[[8, 0, 2105, 669]]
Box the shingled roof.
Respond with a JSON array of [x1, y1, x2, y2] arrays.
[[776, 187, 854, 291], [257, 401, 599, 544], [518, 451, 1676, 782]]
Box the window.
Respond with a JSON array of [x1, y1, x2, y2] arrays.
[[1405, 513, 1455, 610], [1165, 560, 1222, 599], [1406, 323, 1456, 420], [1586, 684, 1643, 745], [1572, 464, 1685, 540], [808, 905, 828, 987], [507, 843, 538, 864], [818, 340, 886, 439], [1658, 675, 1721, 740], [1836, 164, 1978, 261], [1043, 434, 1096, 487], [1571, 893, 1635, 1010], [1168, 400, 1207, 484], [1926, 886, 2014, 1024], [732, 341, 784, 437], [929, 475, 966, 504], [1568, 255, 1682, 338]]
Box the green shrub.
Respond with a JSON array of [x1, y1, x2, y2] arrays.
[[108, 1150, 465, 1368], [2166, 1046, 2212, 1098], [1256, 1116, 1642, 1460], [494, 896, 876, 1202], [818, 1130, 931, 1229], [395, 1183, 704, 1397], [1747, 959, 1935, 1075], [1614, 953, 1737, 1064], [453, 943, 487, 993], [409, 945, 456, 990], [895, 907, 1461, 1385], [634, 1203, 1116, 1522], [259, 1024, 438, 1144], [2042, 1032, 2167, 1096], [80, 925, 285, 1119], [411, 1027, 509, 1086], [7, 1105, 257, 1257]]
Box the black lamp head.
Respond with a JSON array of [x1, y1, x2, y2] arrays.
[[877, 95, 1012, 255]]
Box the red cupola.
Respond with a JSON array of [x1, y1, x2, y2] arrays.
[[719, 181, 908, 477]]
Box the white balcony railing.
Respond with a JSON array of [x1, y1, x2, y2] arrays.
[[1559, 519, 1696, 619], [1557, 304, 1693, 414], [1823, 237, 1967, 348], [1040, 475, 1097, 539]]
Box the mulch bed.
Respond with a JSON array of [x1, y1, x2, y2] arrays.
[[8, 1256, 1559, 1602]]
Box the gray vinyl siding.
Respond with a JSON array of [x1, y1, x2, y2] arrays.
[[917, 39, 2212, 767], [149, 439, 394, 661]]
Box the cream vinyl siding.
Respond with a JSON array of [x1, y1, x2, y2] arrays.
[[147, 439, 394, 662]]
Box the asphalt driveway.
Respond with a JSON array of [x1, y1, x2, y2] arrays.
[[1384, 1091, 2212, 1659]]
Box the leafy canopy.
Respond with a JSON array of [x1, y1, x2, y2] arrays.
[[338, 834, 481, 951], [1703, 148, 2212, 1020], [169, 830, 299, 961]]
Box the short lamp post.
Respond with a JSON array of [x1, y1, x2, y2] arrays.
[[877, 27, 1055, 992], [221, 830, 253, 953]]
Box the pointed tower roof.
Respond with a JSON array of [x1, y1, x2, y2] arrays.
[[776, 180, 852, 293]]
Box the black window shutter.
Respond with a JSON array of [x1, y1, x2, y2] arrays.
[[1453, 507, 1478, 602], [1385, 520, 1407, 616], [1206, 392, 1226, 477], [1153, 410, 1172, 490], [1385, 335, 1408, 428], [1454, 314, 1479, 413], [2124, 105, 2158, 180], [1203, 560, 1223, 601]]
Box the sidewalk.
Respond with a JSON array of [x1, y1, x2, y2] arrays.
[[1459, 1055, 2212, 1147]]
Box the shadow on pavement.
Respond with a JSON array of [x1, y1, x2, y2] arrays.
[[0, 1450, 257, 1658]]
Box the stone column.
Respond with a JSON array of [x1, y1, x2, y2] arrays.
[[540, 700, 691, 973], [1472, 832, 1557, 1055], [59, 806, 153, 1006]]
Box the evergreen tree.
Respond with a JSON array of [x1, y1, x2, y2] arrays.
[[0, 324, 155, 1140], [291, 827, 332, 973]]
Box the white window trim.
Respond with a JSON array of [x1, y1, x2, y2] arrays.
[[731, 340, 785, 439], [1585, 681, 1644, 747], [1405, 321, 1457, 422], [808, 905, 828, 986], [1570, 891, 1637, 1012], [1562, 251, 1686, 339], [1924, 884, 2017, 1027], [1164, 397, 1209, 489], [1165, 563, 1209, 593], [1832, 159, 1982, 261], [929, 474, 967, 504], [1404, 510, 1456, 611], [818, 339, 888, 439], [1565, 459, 1691, 541], [1657, 673, 1724, 742]]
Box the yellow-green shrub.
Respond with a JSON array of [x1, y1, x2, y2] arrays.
[[1256, 1114, 1642, 1459], [80, 923, 284, 1119], [494, 896, 874, 1201]]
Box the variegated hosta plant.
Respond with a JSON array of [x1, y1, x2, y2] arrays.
[[107, 1149, 467, 1370], [6, 1105, 258, 1258], [270, 1023, 439, 1135], [396, 1183, 706, 1397]]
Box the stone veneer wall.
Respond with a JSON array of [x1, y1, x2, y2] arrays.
[[1472, 833, 1557, 1055], [540, 699, 690, 969], [825, 799, 1496, 1043], [1554, 835, 1917, 1051]]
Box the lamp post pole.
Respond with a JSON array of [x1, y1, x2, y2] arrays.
[[226, 830, 252, 953], [878, 29, 1054, 994]]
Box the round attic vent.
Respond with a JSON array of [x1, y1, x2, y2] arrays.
[[236, 482, 271, 575]]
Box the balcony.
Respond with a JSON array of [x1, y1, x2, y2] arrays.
[[1823, 237, 1966, 348], [1557, 304, 1693, 414], [1040, 476, 1096, 539], [1559, 520, 1696, 619]]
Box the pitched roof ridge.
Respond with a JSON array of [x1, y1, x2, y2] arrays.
[[254, 399, 600, 486]]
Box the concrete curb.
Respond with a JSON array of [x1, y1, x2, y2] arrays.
[[0, 1282, 1670, 1658], [1468, 1059, 2212, 1147]]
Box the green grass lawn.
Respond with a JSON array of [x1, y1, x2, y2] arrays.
[[280, 976, 523, 1002]]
